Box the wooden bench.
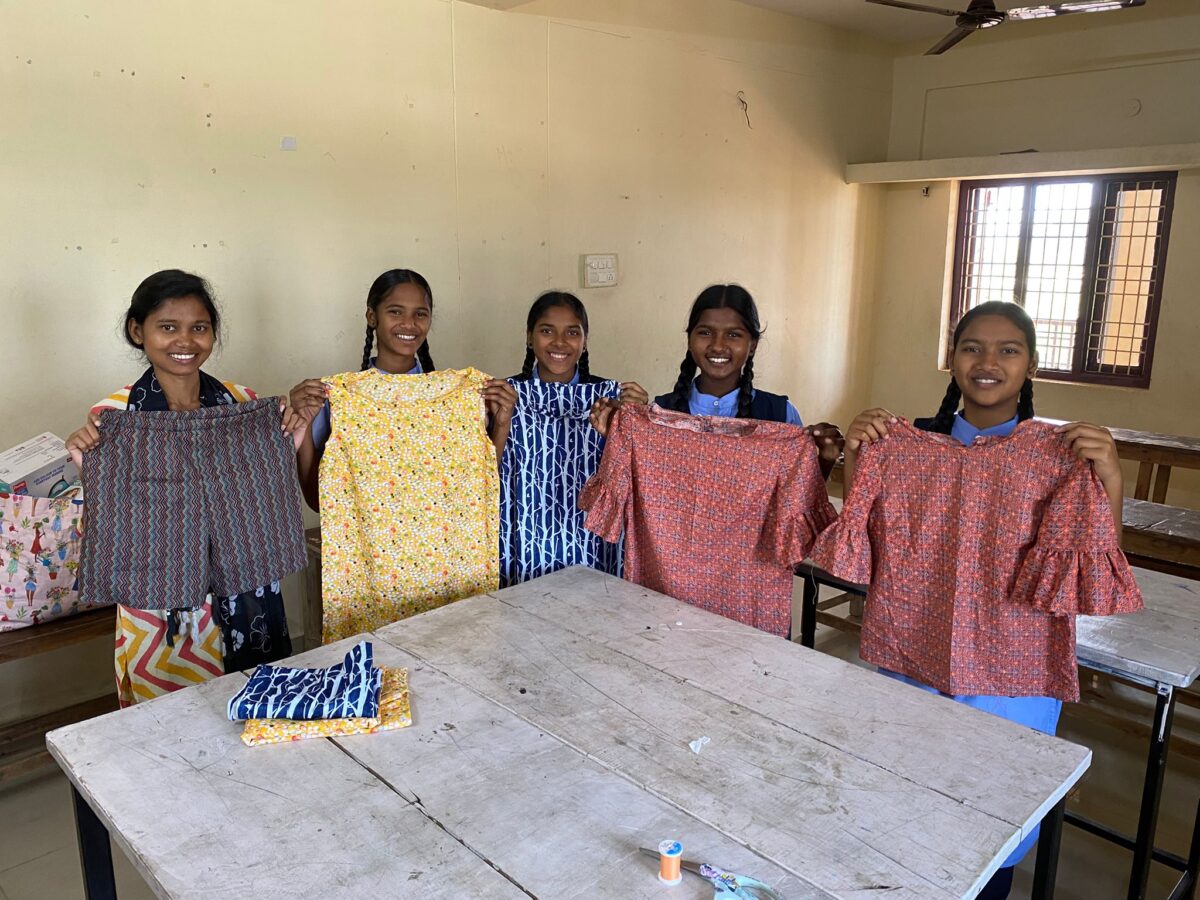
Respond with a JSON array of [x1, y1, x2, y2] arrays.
[[0, 606, 118, 785]]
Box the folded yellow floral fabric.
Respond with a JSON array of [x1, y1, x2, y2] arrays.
[[241, 667, 411, 746]]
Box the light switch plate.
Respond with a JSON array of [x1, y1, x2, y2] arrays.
[[580, 253, 618, 289]]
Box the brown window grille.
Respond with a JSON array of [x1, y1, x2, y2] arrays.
[[950, 172, 1176, 387]]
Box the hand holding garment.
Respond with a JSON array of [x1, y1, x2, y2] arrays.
[[810, 418, 1142, 701], [319, 368, 500, 643], [500, 378, 623, 587], [579, 404, 836, 638], [78, 396, 307, 611]]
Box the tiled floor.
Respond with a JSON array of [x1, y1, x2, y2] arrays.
[[1, 623, 1196, 898]]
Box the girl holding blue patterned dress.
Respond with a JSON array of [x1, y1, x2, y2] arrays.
[[497, 291, 647, 586]]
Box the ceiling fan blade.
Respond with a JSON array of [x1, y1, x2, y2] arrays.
[[924, 25, 977, 54], [866, 0, 963, 17], [1006, 0, 1146, 21]]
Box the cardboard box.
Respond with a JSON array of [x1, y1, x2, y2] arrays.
[[0, 433, 80, 498]]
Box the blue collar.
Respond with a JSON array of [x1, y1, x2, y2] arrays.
[[532, 361, 580, 386], [688, 380, 746, 417], [951, 411, 1018, 446], [369, 357, 422, 376]]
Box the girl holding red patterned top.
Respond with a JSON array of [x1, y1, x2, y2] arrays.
[[840, 300, 1126, 900], [590, 284, 844, 475]]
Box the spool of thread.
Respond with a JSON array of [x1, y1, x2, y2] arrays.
[[658, 839, 683, 886]]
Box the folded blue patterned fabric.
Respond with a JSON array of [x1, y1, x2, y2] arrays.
[[227, 641, 381, 721]]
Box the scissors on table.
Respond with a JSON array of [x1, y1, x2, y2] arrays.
[[638, 847, 785, 899]]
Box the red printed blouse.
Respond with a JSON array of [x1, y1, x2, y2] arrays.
[[810, 418, 1142, 701], [579, 404, 836, 637]]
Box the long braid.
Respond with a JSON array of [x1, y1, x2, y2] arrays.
[[927, 378, 961, 434], [578, 349, 591, 381], [417, 340, 436, 373], [1017, 377, 1035, 421], [360, 325, 375, 371], [663, 354, 698, 412], [736, 354, 755, 418], [519, 346, 535, 379]]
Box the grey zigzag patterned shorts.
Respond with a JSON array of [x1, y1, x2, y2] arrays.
[[78, 399, 307, 611]]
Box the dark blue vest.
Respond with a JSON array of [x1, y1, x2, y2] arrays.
[[653, 388, 791, 423]]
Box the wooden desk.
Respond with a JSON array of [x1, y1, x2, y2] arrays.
[[1108, 427, 1200, 505], [1122, 498, 1200, 576], [1037, 419, 1200, 505], [48, 568, 1090, 899], [797, 564, 1200, 900]]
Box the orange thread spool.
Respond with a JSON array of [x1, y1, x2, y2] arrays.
[[658, 839, 683, 886]]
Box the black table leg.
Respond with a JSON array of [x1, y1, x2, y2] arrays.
[[799, 570, 817, 649], [1166, 797, 1199, 900], [71, 785, 116, 900], [1032, 797, 1066, 900], [1128, 684, 1177, 900]]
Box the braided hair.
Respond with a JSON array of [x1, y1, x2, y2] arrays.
[[662, 284, 763, 417], [926, 300, 1037, 434], [523, 291, 590, 380], [361, 269, 436, 372]]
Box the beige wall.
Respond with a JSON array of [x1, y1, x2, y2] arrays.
[[869, 6, 1200, 508], [0, 0, 891, 718]]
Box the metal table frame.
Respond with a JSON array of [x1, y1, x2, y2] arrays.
[[797, 562, 1200, 900]]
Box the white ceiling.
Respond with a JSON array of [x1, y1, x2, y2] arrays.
[[482, 1, 1176, 47], [737, 1, 1173, 44], [738, 0, 964, 42]]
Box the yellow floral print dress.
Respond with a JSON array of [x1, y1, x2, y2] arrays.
[[319, 368, 499, 642]]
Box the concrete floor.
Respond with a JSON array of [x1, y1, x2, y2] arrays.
[[1, 621, 1196, 898]]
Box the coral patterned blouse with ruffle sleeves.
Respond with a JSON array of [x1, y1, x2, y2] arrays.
[[579, 403, 836, 638], [810, 418, 1143, 702]]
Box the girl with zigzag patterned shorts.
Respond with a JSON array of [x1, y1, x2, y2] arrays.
[[67, 270, 309, 707]]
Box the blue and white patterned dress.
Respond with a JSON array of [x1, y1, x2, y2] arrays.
[[499, 378, 623, 587]]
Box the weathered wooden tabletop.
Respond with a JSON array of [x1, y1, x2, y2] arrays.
[[48, 567, 1091, 899], [1121, 498, 1200, 570], [1076, 566, 1200, 689]]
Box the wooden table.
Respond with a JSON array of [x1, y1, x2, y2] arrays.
[[48, 567, 1091, 899], [1108, 427, 1200, 505], [1122, 498, 1200, 576], [1035, 420, 1200, 505], [797, 564, 1200, 900]]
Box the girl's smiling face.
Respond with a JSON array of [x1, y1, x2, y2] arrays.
[[951, 313, 1037, 418], [127, 295, 215, 377], [369, 282, 431, 366], [689, 307, 757, 394], [528, 304, 586, 382]]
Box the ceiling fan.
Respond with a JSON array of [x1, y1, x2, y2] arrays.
[[866, 0, 1147, 55]]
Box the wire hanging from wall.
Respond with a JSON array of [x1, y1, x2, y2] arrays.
[[736, 91, 752, 129]]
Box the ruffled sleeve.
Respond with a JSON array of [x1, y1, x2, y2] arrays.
[[578, 405, 634, 543], [808, 438, 884, 585], [1011, 463, 1143, 616], [761, 435, 838, 566]]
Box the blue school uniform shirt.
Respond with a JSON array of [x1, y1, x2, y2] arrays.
[[688, 382, 804, 425], [531, 361, 581, 386], [883, 410, 1061, 868], [499, 377, 623, 587], [310, 358, 422, 452]]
